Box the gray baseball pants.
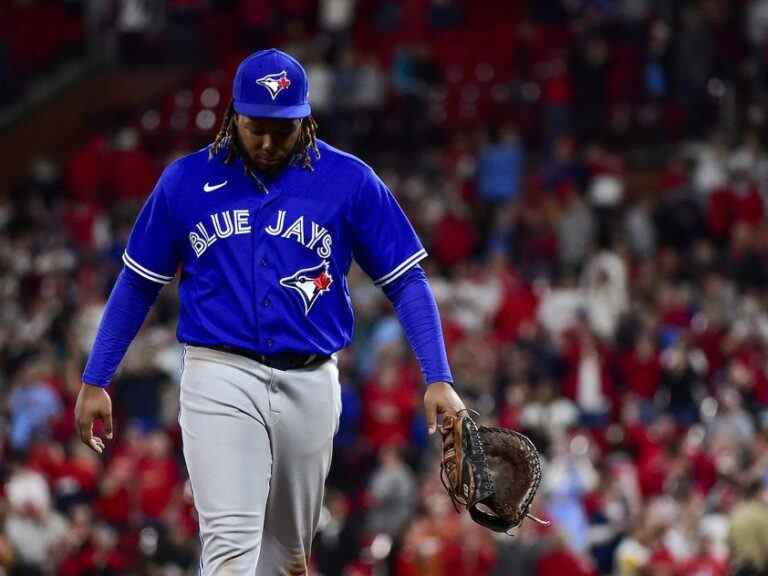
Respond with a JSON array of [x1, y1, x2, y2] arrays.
[[179, 345, 341, 575]]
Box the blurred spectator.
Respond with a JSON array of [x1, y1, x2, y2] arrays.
[[108, 128, 158, 204], [619, 330, 661, 404], [50, 440, 101, 511], [614, 513, 658, 576], [57, 507, 128, 575], [557, 194, 595, 272], [519, 380, 579, 434], [709, 388, 756, 446], [396, 512, 496, 576], [582, 248, 628, 341], [571, 35, 609, 141], [490, 524, 547, 575], [361, 354, 417, 451], [315, 489, 361, 575], [659, 335, 706, 425], [306, 52, 335, 119], [115, 0, 162, 67], [562, 318, 615, 426], [675, 5, 716, 138], [692, 133, 729, 200], [476, 125, 524, 205], [238, 0, 274, 50], [8, 358, 62, 453], [165, 0, 209, 66], [4, 468, 69, 572], [623, 196, 656, 258], [543, 432, 599, 554], [319, 0, 356, 54], [728, 480, 768, 576], [364, 443, 417, 538], [427, 0, 464, 30], [433, 201, 477, 269], [135, 431, 179, 521], [537, 533, 593, 576]]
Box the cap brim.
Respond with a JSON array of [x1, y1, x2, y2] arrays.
[[233, 100, 311, 119]]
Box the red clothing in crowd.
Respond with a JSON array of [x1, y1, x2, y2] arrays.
[[53, 453, 100, 497], [433, 212, 477, 268], [619, 348, 661, 399], [397, 538, 495, 576], [108, 147, 158, 203], [94, 454, 138, 526], [730, 340, 768, 406], [537, 547, 594, 576], [58, 543, 128, 576], [693, 324, 727, 380], [361, 364, 418, 451], [498, 397, 521, 429], [63, 202, 102, 251], [95, 482, 132, 527], [561, 334, 616, 412], [492, 275, 538, 342], [66, 136, 110, 206], [708, 182, 764, 240], [678, 554, 728, 576], [626, 423, 670, 498], [689, 448, 718, 495], [136, 454, 179, 520], [647, 547, 677, 573]]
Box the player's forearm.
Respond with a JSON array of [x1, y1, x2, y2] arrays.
[[81, 268, 163, 387], [382, 266, 453, 385]]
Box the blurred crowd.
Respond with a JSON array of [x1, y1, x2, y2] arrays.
[[0, 0, 84, 108], [3, 0, 768, 575]]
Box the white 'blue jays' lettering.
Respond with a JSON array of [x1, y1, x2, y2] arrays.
[[190, 209, 251, 257], [190, 209, 334, 259], [265, 210, 333, 258]]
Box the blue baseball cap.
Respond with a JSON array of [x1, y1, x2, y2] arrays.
[[233, 48, 311, 119]]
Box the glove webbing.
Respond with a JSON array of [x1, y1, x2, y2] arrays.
[[479, 426, 550, 529]]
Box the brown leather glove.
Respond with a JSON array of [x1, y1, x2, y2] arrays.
[[439, 409, 549, 533]]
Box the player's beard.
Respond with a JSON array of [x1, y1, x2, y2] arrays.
[[233, 132, 293, 176]]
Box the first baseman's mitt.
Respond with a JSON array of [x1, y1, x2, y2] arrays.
[[439, 409, 549, 533]]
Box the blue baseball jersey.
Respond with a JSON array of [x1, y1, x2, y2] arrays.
[[122, 139, 427, 356]]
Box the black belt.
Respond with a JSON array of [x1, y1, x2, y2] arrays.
[[199, 344, 329, 371]]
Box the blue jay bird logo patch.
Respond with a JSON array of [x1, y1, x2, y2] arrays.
[[280, 261, 333, 314], [255, 70, 291, 100]]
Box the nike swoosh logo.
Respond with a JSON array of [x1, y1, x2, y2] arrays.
[[203, 180, 228, 192]]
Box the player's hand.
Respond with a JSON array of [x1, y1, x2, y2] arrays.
[[424, 381, 466, 435], [74, 383, 113, 454]]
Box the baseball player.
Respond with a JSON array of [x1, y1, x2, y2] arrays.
[[75, 48, 466, 574]]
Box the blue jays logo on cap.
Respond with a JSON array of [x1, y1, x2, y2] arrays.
[[256, 70, 291, 100], [280, 261, 333, 314], [233, 48, 311, 119]]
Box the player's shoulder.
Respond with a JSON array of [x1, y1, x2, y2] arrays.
[[160, 146, 212, 181], [154, 145, 218, 199], [315, 139, 380, 184]]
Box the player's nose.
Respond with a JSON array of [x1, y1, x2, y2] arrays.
[[256, 134, 273, 151]]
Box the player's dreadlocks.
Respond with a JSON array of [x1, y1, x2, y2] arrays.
[[208, 99, 320, 171]]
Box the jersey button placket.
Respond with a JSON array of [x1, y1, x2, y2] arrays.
[[251, 172, 276, 353], [251, 172, 272, 354]]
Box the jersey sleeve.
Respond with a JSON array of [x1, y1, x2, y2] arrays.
[[122, 168, 181, 285], [348, 169, 427, 287]]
